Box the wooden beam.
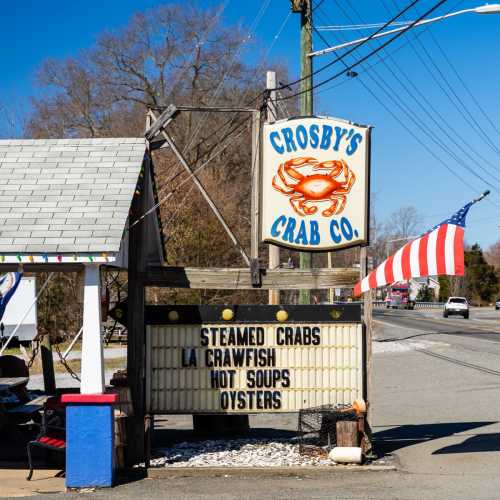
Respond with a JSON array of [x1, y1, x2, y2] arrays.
[[141, 266, 359, 289], [250, 109, 261, 261], [145, 105, 178, 140], [152, 105, 258, 113], [0, 264, 84, 273], [126, 153, 149, 465]]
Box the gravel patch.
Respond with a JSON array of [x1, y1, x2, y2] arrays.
[[150, 438, 333, 468]]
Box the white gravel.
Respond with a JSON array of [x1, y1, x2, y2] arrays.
[[150, 439, 334, 468]]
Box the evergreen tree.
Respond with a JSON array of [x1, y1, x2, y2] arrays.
[[464, 244, 499, 303], [438, 276, 451, 302], [417, 285, 434, 302]]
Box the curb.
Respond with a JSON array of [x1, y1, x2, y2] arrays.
[[147, 463, 396, 478]]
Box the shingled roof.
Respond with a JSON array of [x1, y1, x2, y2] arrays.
[[0, 138, 147, 262]]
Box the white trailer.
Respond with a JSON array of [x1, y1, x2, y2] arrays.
[[0, 276, 37, 345]]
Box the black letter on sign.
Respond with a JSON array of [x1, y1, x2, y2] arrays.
[[272, 391, 282, 409], [200, 328, 209, 347], [181, 348, 197, 367], [312, 327, 321, 345]]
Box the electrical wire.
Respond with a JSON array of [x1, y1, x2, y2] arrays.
[[434, 39, 500, 138], [149, 2, 289, 205], [276, 0, 449, 101], [317, 20, 412, 31], [314, 3, 486, 197], [164, 1, 231, 104], [129, 113, 252, 229], [343, 0, 500, 189], [181, 0, 272, 157], [273, 0, 422, 93], [396, 0, 500, 154], [322, 2, 500, 195], [312, 20, 435, 97]]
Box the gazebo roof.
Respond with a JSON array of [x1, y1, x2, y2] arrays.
[[0, 138, 146, 263]]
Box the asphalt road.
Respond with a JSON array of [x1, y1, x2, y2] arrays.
[[26, 307, 500, 499]]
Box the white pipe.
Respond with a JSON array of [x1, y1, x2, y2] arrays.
[[0, 272, 54, 356], [310, 7, 481, 57], [329, 447, 363, 464], [62, 326, 83, 360]]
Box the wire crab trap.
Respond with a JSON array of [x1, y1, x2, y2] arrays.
[[297, 404, 358, 454]]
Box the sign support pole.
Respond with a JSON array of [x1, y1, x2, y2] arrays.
[[266, 70, 280, 305], [295, 0, 313, 305], [360, 245, 373, 449], [327, 252, 334, 303]]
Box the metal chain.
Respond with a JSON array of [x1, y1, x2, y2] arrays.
[[27, 335, 43, 368], [54, 341, 81, 381]]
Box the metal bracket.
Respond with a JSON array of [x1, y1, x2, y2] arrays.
[[250, 258, 262, 287]]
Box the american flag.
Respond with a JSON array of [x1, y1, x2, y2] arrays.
[[354, 200, 477, 296]]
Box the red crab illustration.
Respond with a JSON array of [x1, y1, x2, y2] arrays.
[[271, 157, 356, 217]]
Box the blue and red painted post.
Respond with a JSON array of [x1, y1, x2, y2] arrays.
[[62, 393, 118, 488]]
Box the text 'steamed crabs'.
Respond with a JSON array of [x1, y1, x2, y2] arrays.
[[271, 157, 356, 217]]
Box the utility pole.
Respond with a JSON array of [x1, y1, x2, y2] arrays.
[[267, 70, 281, 305], [292, 0, 313, 304]]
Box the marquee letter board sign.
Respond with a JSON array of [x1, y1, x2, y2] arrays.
[[261, 116, 371, 251], [146, 305, 364, 414]]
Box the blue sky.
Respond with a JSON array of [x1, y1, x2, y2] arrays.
[[1, 0, 500, 248]]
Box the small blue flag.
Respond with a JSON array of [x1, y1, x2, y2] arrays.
[[0, 272, 22, 323]]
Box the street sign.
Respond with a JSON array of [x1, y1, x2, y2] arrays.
[[145, 305, 364, 414], [261, 116, 371, 251]]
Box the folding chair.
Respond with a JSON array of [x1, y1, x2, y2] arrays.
[[26, 396, 66, 481]]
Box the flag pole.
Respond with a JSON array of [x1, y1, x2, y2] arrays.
[[472, 190, 490, 204]]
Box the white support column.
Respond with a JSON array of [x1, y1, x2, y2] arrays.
[[80, 263, 105, 394]]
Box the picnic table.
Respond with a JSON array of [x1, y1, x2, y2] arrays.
[[0, 377, 29, 393]]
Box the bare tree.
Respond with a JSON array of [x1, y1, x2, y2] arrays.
[[25, 2, 293, 305], [387, 206, 422, 240], [485, 240, 500, 269]]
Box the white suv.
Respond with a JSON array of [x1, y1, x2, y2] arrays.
[[443, 297, 469, 319]]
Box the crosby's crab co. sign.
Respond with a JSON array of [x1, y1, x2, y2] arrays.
[[260, 116, 371, 251]]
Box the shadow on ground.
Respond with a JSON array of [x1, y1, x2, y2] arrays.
[[433, 432, 500, 454], [373, 422, 496, 455]]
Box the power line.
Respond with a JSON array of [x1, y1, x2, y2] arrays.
[[274, 0, 423, 94], [314, 2, 490, 198], [316, 20, 411, 31], [182, 0, 272, 156], [164, 1, 231, 104], [312, 19, 437, 97], [434, 39, 500, 138], [276, 0, 449, 101], [150, 1, 282, 204], [397, 0, 500, 154], [343, 0, 500, 189], [130, 113, 253, 229]]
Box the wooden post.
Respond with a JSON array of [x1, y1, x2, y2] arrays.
[[40, 333, 56, 395], [297, 0, 313, 305], [336, 421, 359, 447], [250, 109, 261, 263], [360, 246, 372, 423], [126, 152, 149, 465], [328, 252, 334, 304], [266, 70, 280, 305]]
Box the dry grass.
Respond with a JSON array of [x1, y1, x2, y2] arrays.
[[28, 357, 126, 376]]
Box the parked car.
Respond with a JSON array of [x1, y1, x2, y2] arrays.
[[496, 299, 500, 310], [443, 297, 469, 319]]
